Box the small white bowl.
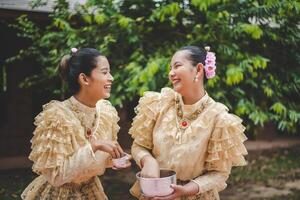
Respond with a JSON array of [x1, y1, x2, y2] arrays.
[[112, 154, 130, 168], [136, 169, 176, 197]]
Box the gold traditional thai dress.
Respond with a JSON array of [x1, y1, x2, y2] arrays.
[[129, 88, 248, 200], [21, 96, 119, 200]]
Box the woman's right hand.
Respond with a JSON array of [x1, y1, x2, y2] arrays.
[[140, 155, 160, 178], [91, 140, 124, 159]]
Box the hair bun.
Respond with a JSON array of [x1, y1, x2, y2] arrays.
[[58, 55, 71, 82]]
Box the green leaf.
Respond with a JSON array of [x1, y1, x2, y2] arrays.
[[118, 16, 132, 28], [249, 110, 269, 126], [191, 0, 220, 11], [94, 13, 106, 25], [226, 66, 244, 85], [206, 75, 220, 88], [151, 2, 180, 23], [82, 14, 92, 24], [236, 99, 252, 115], [270, 102, 287, 115], [240, 24, 263, 39], [262, 86, 273, 97], [288, 110, 300, 123]]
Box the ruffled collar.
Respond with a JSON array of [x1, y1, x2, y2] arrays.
[[177, 92, 210, 116], [69, 96, 96, 114]]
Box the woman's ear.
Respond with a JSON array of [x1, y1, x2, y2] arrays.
[[78, 73, 89, 86], [196, 63, 204, 72], [196, 63, 204, 77]]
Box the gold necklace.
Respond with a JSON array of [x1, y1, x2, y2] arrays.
[[68, 99, 98, 141], [175, 94, 209, 132]]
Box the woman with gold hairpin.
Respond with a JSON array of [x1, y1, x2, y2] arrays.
[[21, 48, 131, 200], [129, 46, 248, 200]]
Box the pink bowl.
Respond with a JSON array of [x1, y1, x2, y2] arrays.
[[112, 154, 130, 168], [136, 169, 176, 197]]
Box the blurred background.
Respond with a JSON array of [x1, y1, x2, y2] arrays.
[[0, 0, 299, 199]]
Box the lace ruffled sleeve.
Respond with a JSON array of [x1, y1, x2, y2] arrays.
[[29, 101, 75, 174], [191, 112, 247, 194], [205, 112, 248, 173], [129, 91, 161, 149], [96, 100, 120, 141]]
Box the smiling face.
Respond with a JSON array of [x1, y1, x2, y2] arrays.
[[169, 50, 202, 96], [83, 56, 113, 101]]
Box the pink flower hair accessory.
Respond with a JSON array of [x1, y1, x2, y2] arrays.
[[204, 46, 216, 79]]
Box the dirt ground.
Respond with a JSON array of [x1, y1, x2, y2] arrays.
[[102, 144, 300, 200], [1, 139, 300, 200]]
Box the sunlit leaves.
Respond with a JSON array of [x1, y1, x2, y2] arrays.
[[226, 66, 244, 85], [240, 24, 263, 39], [150, 2, 180, 25], [262, 86, 273, 97], [191, 0, 220, 11], [249, 110, 269, 126], [94, 13, 107, 25], [118, 16, 133, 28], [7, 0, 300, 134], [271, 102, 287, 116]]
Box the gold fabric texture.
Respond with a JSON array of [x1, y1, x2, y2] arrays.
[[22, 97, 119, 200], [129, 88, 247, 200]]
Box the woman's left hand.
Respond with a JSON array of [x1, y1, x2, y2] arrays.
[[152, 184, 186, 200], [151, 181, 199, 200]]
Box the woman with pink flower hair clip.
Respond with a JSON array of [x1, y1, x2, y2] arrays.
[[129, 46, 248, 200]]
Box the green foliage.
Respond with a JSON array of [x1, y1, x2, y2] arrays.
[[239, 24, 263, 39], [8, 0, 300, 134]]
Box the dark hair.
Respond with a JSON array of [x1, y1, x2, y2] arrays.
[[178, 46, 207, 67], [58, 48, 102, 94]]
